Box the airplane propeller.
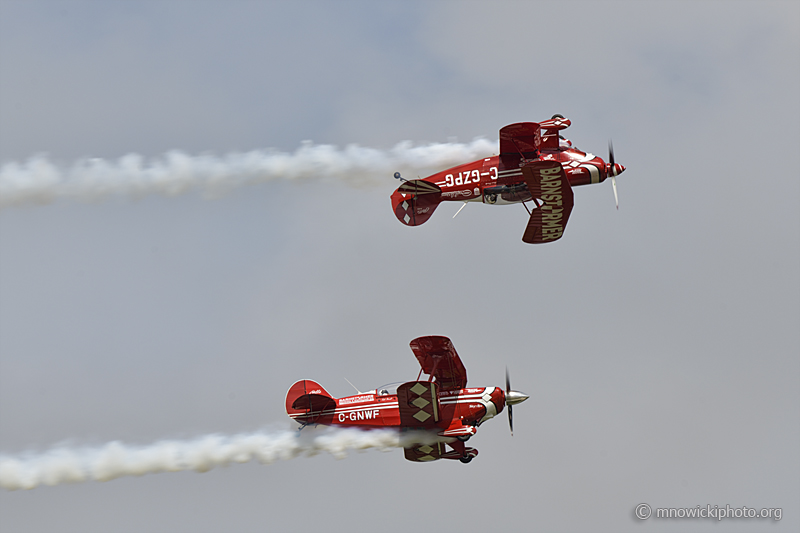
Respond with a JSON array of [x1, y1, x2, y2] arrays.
[[505, 368, 529, 436], [607, 140, 626, 210]]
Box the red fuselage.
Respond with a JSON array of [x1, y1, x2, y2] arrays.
[[425, 145, 615, 207], [288, 385, 505, 436]]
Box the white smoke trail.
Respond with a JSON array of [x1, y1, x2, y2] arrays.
[[0, 139, 496, 209], [0, 427, 445, 490]]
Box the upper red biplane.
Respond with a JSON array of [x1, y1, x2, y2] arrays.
[[285, 335, 528, 463], [391, 115, 626, 243]]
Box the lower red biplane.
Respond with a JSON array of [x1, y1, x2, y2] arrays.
[[285, 336, 529, 463], [391, 115, 626, 243]]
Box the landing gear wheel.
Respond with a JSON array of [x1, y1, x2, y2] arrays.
[[457, 435, 471, 442], [551, 113, 564, 119], [459, 455, 473, 464]]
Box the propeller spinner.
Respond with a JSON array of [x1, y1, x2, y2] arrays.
[[505, 368, 529, 436]]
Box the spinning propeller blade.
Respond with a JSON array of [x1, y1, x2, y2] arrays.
[[506, 368, 513, 435], [607, 140, 626, 210], [609, 141, 618, 210], [505, 367, 529, 436], [612, 176, 618, 210]]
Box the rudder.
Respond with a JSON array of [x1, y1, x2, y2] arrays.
[[285, 380, 336, 425], [391, 180, 442, 226]]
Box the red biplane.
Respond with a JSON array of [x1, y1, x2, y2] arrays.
[[285, 335, 528, 463], [391, 115, 626, 243]]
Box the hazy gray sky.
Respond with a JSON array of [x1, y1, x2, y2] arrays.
[[1, 1, 798, 532]]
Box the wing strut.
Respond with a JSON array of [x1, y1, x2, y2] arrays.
[[520, 197, 542, 216], [452, 202, 467, 218]]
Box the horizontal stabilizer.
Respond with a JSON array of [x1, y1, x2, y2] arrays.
[[397, 180, 440, 195], [521, 161, 574, 244], [292, 393, 335, 413]]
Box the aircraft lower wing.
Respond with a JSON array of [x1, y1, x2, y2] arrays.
[[403, 442, 477, 462], [521, 161, 574, 244], [403, 441, 446, 462]]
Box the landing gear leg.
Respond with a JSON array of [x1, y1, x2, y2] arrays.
[[448, 439, 466, 456]]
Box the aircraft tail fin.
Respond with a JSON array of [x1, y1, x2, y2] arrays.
[[539, 116, 571, 150], [285, 380, 336, 425], [391, 180, 442, 226]]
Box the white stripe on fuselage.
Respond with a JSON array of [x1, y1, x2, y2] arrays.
[[334, 403, 397, 413], [291, 390, 495, 419], [289, 403, 396, 418]]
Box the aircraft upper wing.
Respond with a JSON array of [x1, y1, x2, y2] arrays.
[[409, 335, 467, 390], [521, 161, 575, 244], [499, 122, 542, 181]]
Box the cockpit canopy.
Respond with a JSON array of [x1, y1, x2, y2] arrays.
[[370, 382, 403, 396]]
